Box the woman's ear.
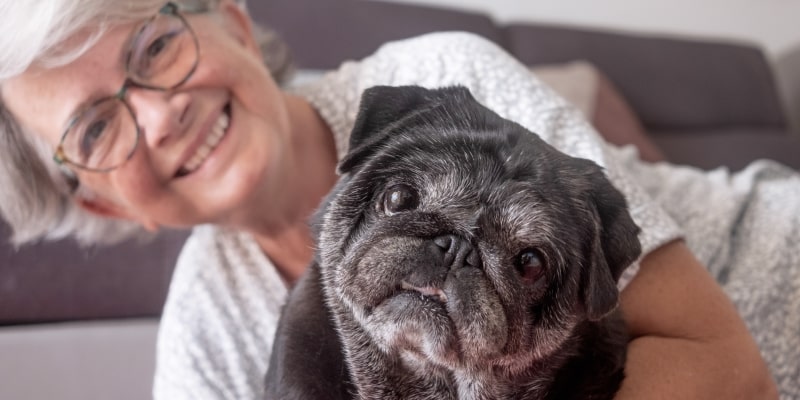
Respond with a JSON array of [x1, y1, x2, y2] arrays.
[[75, 196, 159, 232], [216, 0, 260, 55]]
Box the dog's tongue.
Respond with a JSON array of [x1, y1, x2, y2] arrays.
[[401, 280, 448, 303]]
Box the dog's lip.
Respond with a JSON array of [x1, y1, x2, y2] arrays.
[[400, 280, 448, 303]]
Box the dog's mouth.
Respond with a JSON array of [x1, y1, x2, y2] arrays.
[[400, 280, 448, 303]]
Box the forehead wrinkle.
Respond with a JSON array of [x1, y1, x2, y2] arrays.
[[407, 162, 483, 237], [421, 168, 475, 207], [484, 185, 557, 240], [378, 124, 514, 222]]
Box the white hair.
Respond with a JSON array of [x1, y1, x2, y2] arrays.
[[0, 0, 291, 246], [2, 0, 160, 79]]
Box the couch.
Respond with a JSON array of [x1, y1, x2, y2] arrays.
[[1, 1, 797, 399]]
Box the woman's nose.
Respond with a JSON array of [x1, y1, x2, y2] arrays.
[[125, 88, 192, 147]]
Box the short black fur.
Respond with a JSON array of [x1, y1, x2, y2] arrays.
[[266, 85, 641, 400]]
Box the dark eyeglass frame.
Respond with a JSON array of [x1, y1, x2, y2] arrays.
[[53, 2, 200, 174]]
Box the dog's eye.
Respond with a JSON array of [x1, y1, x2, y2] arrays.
[[515, 249, 545, 284], [383, 184, 419, 215]]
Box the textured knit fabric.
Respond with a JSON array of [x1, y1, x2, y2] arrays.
[[153, 32, 798, 399], [617, 148, 800, 398]]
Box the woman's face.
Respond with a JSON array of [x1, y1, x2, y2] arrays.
[[1, 2, 292, 230]]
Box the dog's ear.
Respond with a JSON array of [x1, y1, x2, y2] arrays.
[[339, 85, 475, 174], [339, 85, 432, 174], [579, 162, 642, 321]]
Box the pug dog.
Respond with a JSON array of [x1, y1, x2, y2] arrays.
[[265, 85, 641, 400]]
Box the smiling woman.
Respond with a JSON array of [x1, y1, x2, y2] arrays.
[[0, 0, 291, 245], [53, 3, 202, 174], [0, 1, 168, 245], [0, 1, 790, 399]]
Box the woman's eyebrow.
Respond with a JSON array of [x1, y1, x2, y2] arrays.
[[64, 24, 140, 126]]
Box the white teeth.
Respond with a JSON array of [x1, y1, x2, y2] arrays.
[[182, 112, 230, 173]]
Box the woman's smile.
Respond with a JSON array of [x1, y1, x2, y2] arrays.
[[2, 3, 307, 229], [175, 102, 231, 178]]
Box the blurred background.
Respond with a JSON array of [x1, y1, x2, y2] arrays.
[[381, 0, 800, 132], [2, 1, 798, 399]]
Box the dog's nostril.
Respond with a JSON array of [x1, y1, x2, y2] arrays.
[[434, 235, 456, 251], [465, 249, 480, 268], [432, 234, 479, 269]]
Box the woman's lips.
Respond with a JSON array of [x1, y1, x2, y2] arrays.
[[175, 104, 231, 178]]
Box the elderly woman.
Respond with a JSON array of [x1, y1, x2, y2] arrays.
[[1, 0, 795, 399]]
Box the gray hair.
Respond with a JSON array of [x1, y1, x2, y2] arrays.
[[0, 0, 292, 246]]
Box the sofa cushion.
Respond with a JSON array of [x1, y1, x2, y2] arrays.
[[532, 61, 666, 163], [591, 69, 666, 163], [530, 61, 599, 118]]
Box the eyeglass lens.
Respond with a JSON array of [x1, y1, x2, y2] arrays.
[[128, 10, 198, 88], [62, 99, 138, 168], [60, 7, 198, 171]]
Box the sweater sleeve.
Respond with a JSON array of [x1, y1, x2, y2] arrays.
[[299, 31, 683, 289], [152, 226, 288, 400]]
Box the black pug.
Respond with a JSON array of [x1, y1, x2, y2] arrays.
[[265, 85, 641, 400]]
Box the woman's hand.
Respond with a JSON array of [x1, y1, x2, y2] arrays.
[[615, 240, 778, 399]]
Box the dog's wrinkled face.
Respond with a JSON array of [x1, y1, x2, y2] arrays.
[[318, 86, 640, 374]]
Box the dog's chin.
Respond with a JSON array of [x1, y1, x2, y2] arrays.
[[363, 291, 460, 368], [357, 267, 510, 370]]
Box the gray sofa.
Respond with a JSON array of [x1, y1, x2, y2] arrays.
[[252, 0, 798, 170], [1, 0, 797, 399]]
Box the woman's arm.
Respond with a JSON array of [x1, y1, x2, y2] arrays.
[[616, 240, 778, 399]]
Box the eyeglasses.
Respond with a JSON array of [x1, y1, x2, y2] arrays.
[[53, 2, 199, 173]]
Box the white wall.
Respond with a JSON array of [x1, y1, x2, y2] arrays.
[[376, 0, 800, 57], [375, 0, 800, 129]]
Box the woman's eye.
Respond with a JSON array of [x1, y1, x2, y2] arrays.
[[515, 249, 545, 284], [142, 31, 177, 67], [132, 30, 180, 77], [79, 119, 109, 158], [383, 184, 419, 215], [146, 35, 169, 58]]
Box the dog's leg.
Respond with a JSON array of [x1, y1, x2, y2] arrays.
[[265, 263, 353, 400]]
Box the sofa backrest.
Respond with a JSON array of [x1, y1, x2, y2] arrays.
[[504, 24, 788, 132], [253, 0, 788, 134], [249, 0, 503, 70], [0, 221, 188, 326]]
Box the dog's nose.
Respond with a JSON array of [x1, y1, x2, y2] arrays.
[[433, 234, 480, 269]]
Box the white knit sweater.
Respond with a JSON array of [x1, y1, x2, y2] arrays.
[[154, 32, 800, 400]]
